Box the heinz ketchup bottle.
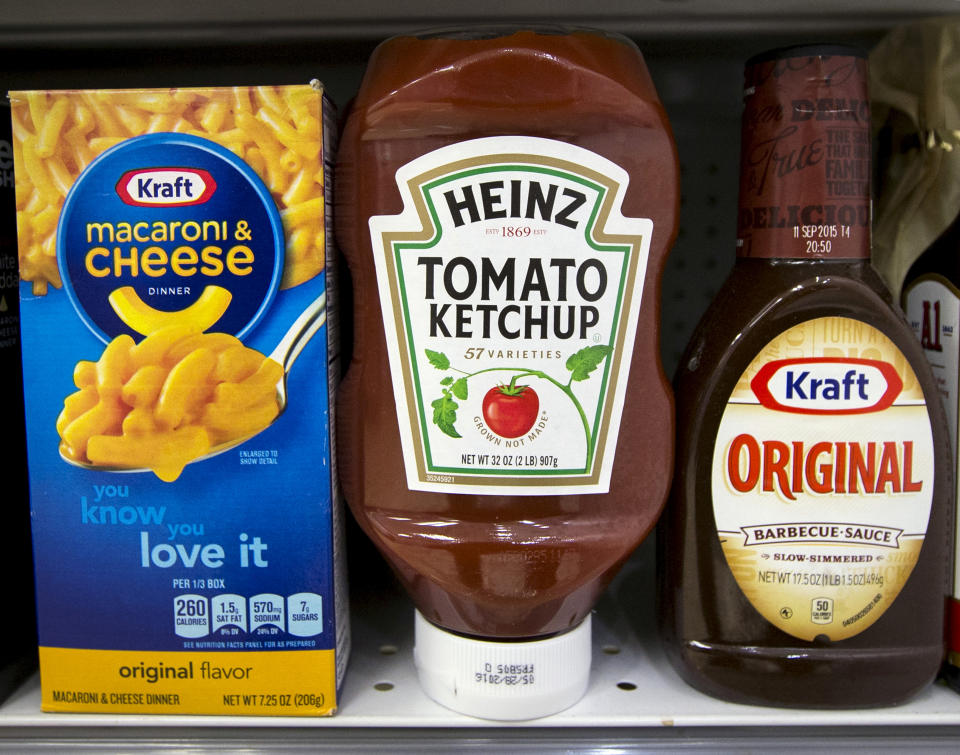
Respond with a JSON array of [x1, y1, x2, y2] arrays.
[[336, 27, 679, 719], [659, 45, 952, 708]]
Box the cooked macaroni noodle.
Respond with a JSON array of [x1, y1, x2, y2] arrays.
[[58, 324, 284, 482], [10, 86, 325, 294], [108, 284, 233, 336]]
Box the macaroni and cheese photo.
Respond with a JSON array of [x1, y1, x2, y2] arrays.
[[11, 86, 327, 294], [58, 324, 283, 482]]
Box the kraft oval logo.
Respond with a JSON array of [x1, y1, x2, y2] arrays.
[[750, 357, 903, 415], [116, 167, 217, 207]]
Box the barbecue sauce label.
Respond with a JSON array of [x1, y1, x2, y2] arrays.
[[369, 136, 652, 495], [712, 316, 934, 640]]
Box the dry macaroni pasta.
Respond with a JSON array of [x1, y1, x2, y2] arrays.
[[10, 86, 325, 294], [57, 324, 283, 482]]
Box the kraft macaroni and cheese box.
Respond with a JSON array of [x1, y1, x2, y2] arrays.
[[8, 85, 349, 715]]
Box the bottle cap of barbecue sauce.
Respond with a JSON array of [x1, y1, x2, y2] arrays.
[[335, 27, 680, 719], [658, 45, 952, 708]]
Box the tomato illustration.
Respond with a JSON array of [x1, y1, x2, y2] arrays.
[[482, 383, 539, 438]]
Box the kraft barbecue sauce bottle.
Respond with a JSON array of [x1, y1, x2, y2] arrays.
[[658, 45, 952, 707], [335, 28, 679, 719]]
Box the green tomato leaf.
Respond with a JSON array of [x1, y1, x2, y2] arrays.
[[566, 344, 612, 382], [425, 349, 450, 370], [451, 377, 469, 400], [431, 394, 461, 438]]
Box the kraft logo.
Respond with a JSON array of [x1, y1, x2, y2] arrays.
[[750, 357, 903, 415], [116, 168, 217, 207]]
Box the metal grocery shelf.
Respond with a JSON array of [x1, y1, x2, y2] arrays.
[[1, 541, 959, 751], [0, 0, 956, 43]]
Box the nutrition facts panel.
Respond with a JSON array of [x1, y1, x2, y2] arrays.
[[173, 593, 323, 639]]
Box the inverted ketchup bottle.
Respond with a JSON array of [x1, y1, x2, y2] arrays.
[[335, 27, 679, 719], [659, 45, 952, 707]]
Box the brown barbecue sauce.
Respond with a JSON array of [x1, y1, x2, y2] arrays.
[[659, 45, 952, 708]]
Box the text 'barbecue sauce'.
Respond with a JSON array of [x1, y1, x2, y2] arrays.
[[659, 45, 952, 708], [336, 28, 679, 719]]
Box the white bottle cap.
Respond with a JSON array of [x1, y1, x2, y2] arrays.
[[413, 610, 592, 721]]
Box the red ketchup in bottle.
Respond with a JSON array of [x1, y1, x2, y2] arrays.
[[336, 27, 679, 719]]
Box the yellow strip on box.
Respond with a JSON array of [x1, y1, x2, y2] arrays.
[[40, 648, 337, 715]]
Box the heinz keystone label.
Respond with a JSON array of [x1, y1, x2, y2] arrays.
[[712, 316, 935, 641], [370, 136, 653, 495]]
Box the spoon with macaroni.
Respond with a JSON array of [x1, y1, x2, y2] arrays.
[[57, 293, 327, 481]]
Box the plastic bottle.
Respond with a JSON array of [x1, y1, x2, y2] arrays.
[[902, 215, 960, 692], [335, 27, 679, 719], [658, 44, 952, 708]]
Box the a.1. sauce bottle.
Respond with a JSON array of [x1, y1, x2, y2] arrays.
[[336, 28, 679, 719], [902, 216, 960, 692], [658, 45, 951, 707]]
